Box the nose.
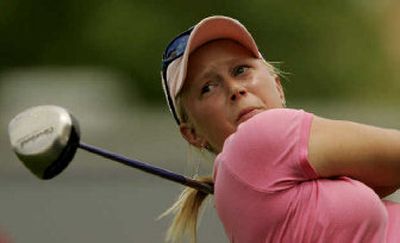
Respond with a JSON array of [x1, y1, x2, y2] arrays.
[[230, 83, 247, 101]]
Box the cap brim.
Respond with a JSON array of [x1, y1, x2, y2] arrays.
[[167, 15, 262, 100]]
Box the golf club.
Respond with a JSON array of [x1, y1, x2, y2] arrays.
[[8, 105, 213, 194]]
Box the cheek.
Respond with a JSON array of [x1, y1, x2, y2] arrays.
[[186, 98, 221, 127], [187, 98, 234, 145], [194, 100, 226, 129], [251, 76, 283, 106]]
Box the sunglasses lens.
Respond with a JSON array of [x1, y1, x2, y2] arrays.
[[164, 34, 189, 63], [161, 28, 193, 125], [163, 27, 194, 66]]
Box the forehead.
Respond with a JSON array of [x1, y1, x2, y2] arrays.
[[189, 39, 254, 64], [187, 39, 254, 75]]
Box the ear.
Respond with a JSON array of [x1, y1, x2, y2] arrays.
[[179, 122, 207, 149], [274, 76, 286, 106]]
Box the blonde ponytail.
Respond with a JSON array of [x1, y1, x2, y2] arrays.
[[159, 176, 214, 243]]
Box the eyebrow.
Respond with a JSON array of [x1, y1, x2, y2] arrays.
[[197, 70, 216, 82], [195, 59, 235, 81], [196, 57, 252, 80], [188, 56, 256, 92]]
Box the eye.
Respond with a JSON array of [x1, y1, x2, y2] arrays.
[[201, 83, 212, 94], [200, 81, 217, 95], [233, 65, 249, 76]]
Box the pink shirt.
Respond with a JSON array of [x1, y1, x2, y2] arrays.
[[213, 108, 400, 243]]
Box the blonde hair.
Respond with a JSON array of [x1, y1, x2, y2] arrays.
[[160, 94, 213, 243], [161, 60, 281, 243], [160, 176, 213, 243]]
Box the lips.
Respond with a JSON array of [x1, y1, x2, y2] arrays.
[[236, 107, 261, 124]]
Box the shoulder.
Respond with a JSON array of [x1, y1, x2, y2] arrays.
[[238, 108, 311, 133], [224, 108, 313, 149], [214, 108, 316, 192], [219, 108, 314, 168]]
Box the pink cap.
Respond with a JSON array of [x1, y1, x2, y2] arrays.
[[162, 15, 262, 123]]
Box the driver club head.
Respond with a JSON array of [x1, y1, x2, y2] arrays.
[[8, 105, 80, 179]]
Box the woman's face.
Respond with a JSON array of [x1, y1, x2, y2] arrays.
[[179, 39, 285, 153]]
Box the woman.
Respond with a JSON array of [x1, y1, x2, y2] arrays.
[[160, 15, 400, 242]]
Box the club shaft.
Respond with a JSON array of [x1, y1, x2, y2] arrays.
[[78, 142, 214, 194]]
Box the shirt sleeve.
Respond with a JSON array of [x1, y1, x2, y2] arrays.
[[219, 108, 318, 193]]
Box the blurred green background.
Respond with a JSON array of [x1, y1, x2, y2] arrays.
[[1, 1, 400, 242], [1, 0, 400, 105]]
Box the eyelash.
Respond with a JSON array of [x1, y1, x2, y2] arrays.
[[233, 65, 249, 76], [200, 65, 250, 95], [201, 82, 214, 95]]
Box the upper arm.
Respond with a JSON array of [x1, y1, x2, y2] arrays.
[[308, 116, 400, 188]]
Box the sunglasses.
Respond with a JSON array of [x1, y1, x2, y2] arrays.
[[161, 27, 193, 125]]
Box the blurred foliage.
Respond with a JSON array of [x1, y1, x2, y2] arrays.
[[0, 0, 398, 105]]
